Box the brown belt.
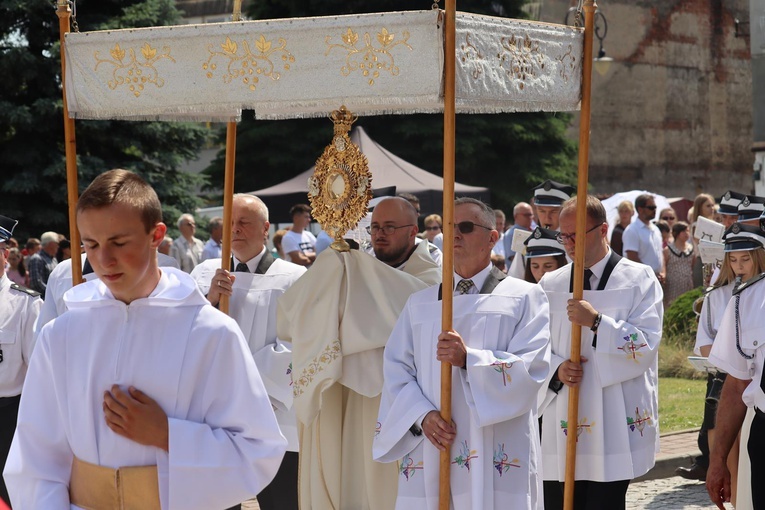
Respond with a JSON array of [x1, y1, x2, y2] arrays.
[[69, 457, 160, 510]]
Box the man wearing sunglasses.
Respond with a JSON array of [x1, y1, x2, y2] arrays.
[[375, 197, 550, 509], [622, 194, 666, 284], [537, 195, 663, 510]]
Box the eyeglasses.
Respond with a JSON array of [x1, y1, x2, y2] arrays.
[[366, 224, 414, 236], [425, 225, 442, 231], [660, 216, 675, 221], [556, 223, 603, 244], [455, 221, 493, 234], [642, 205, 657, 211]]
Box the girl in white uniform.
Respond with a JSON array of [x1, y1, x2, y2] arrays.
[[700, 223, 765, 509]]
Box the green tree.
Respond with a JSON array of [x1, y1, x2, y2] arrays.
[[0, 0, 209, 241], [203, 0, 577, 216]]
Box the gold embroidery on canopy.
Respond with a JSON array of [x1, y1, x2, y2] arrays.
[[325, 27, 412, 86], [460, 33, 485, 80], [94, 43, 175, 98], [203, 35, 295, 92], [556, 44, 577, 82], [497, 34, 545, 90], [293, 339, 342, 398]]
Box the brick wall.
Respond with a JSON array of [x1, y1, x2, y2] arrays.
[[539, 0, 753, 199]]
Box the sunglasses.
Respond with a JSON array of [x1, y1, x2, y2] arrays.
[[660, 216, 675, 221], [455, 221, 493, 234], [642, 205, 657, 211]]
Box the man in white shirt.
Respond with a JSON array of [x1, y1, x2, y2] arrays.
[[283, 204, 317, 267], [621, 194, 665, 284], [538, 195, 663, 510], [200, 216, 223, 262]]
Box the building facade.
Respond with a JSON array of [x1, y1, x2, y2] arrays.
[[539, 0, 753, 199]]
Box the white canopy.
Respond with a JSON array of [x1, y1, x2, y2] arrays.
[[64, 10, 583, 121]]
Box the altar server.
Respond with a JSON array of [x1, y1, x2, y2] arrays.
[[191, 193, 306, 510], [4, 170, 286, 510], [374, 197, 550, 510], [538, 195, 663, 510]]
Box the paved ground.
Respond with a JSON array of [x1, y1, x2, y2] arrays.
[[627, 477, 732, 509], [242, 429, 728, 509]]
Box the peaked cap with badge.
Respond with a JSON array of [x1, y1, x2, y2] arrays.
[[737, 195, 765, 221], [523, 227, 566, 258], [719, 190, 745, 216], [723, 223, 765, 252], [532, 180, 576, 207]]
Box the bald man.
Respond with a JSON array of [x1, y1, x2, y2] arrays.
[[277, 197, 440, 510], [191, 194, 306, 510], [370, 197, 420, 266]]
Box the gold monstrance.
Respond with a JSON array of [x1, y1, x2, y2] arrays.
[[308, 106, 373, 252]]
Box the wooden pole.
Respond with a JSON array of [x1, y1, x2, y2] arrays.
[[439, 0, 456, 508], [563, 2, 597, 509], [56, 1, 83, 287], [218, 0, 243, 315]]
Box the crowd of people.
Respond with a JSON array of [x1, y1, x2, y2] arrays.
[[0, 170, 763, 510]]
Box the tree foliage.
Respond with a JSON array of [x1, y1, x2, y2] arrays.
[[203, 0, 577, 216], [0, 0, 208, 241]]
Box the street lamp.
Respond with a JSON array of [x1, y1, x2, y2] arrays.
[[565, 6, 613, 76]]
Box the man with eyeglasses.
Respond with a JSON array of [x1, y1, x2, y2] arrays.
[[370, 197, 443, 273], [537, 195, 663, 510], [374, 197, 550, 509], [277, 196, 440, 510], [621, 194, 666, 284]]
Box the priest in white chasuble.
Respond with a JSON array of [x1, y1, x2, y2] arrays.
[[190, 194, 306, 510], [277, 197, 440, 510], [538, 195, 663, 510], [373, 197, 551, 510]]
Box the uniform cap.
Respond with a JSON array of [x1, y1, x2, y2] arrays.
[[0, 215, 18, 243], [524, 227, 566, 258], [532, 180, 576, 207], [719, 190, 745, 216], [723, 223, 765, 252], [737, 195, 765, 221]]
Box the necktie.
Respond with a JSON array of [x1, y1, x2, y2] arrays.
[[235, 262, 249, 273], [583, 269, 593, 291], [456, 279, 475, 295]]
